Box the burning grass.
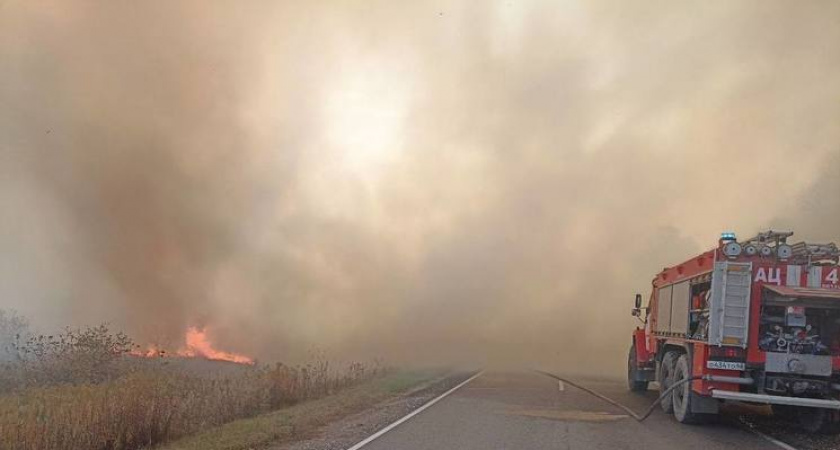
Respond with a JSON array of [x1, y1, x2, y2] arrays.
[[0, 320, 385, 450], [130, 327, 254, 365]]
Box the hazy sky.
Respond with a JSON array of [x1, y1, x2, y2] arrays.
[[1, 1, 838, 373]]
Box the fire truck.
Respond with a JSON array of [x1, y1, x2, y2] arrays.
[[628, 230, 840, 432]]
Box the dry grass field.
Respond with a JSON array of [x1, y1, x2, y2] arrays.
[[0, 318, 384, 450]]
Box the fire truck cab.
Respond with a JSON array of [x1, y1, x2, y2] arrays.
[[628, 230, 840, 432]]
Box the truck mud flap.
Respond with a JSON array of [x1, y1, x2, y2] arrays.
[[690, 391, 720, 414], [634, 368, 656, 382]]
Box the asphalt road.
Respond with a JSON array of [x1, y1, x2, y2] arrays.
[[356, 371, 780, 450]]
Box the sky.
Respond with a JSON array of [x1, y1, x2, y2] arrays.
[[1, 0, 838, 374]]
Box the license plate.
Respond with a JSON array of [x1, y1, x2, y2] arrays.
[[707, 361, 745, 371]]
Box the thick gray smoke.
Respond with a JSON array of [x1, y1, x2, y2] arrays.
[[1, 1, 839, 374]]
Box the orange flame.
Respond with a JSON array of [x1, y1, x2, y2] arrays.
[[177, 326, 254, 364], [129, 346, 163, 358], [131, 326, 254, 365]]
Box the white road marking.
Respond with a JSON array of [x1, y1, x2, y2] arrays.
[[558, 380, 565, 392], [345, 371, 484, 450], [744, 427, 799, 450]]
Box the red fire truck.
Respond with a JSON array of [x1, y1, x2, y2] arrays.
[[628, 231, 840, 432]]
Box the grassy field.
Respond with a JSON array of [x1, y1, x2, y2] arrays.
[[158, 369, 444, 450], [1, 360, 386, 450], [0, 320, 389, 450]]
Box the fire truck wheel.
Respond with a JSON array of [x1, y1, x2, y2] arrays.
[[672, 354, 715, 424], [796, 408, 840, 435], [659, 351, 678, 413], [628, 344, 649, 392]]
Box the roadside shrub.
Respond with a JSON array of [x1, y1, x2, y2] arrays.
[[0, 310, 29, 362], [0, 311, 30, 393], [4, 324, 135, 390]]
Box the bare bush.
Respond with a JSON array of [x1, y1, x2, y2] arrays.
[[0, 309, 29, 362], [7, 324, 135, 388], [0, 310, 31, 392]]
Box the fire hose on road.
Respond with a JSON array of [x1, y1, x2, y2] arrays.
[[535, 370, 704, 422], [535, 370, 803, 450]]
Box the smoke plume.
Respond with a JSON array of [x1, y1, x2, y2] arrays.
[[1, 1, 839, 374]]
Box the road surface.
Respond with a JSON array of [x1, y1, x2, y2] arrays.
[[356, 371, 782, 450]]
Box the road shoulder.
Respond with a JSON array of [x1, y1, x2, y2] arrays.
[[274, 371, 477, 450]]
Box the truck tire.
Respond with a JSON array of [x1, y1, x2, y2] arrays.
[[796, 408, 840, 435], [628, 344, 649, 392], [659, 351, 678, 413], [672, 354, 716, 424]]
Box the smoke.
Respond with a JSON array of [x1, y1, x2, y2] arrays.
[[1, 1, 839, 374]]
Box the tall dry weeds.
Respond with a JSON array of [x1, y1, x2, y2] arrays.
[[0, 359, 383, 450], [0, 318, 384, 450]]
